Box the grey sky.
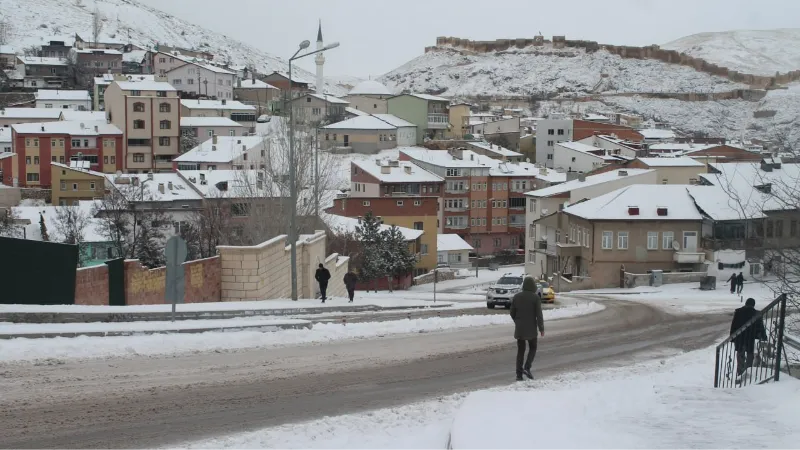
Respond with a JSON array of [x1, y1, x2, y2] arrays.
[[138, 0, 798, 77]]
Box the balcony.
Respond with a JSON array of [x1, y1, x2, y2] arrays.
[[444, 206, 469, 212], [444, 187, 469, 194], [534, 240, 556, 256], [701, 237, 764, 251], [673, 251, 706, 264], [509, 222, 525, 228], [427, 113, 449, 129]]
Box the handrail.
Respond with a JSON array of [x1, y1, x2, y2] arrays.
[[716, 295, 783, 348]]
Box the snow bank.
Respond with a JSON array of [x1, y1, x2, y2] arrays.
[[0, 302, 602, 363], [183, 346, 800, 449]]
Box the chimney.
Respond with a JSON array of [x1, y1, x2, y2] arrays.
[[221, 99, 227, 105], [212, 135, 218, 145], [212, 145, 217, 151], [657, 207, 668, 216], [94, 125, 98, 132], [80, 122, 85, 129], [404, 166, 411, 174], [200, 173, 205, 182], [578, 174, 586, 182], [618, 170, 628, 176], [168, 181, 173, 190], [41, 126, 45, 132], [237, 139, 241, 144], [381, 166, 391, 174], [158, 183, 165, 194], [147, 172, 153, 180], [628, 206, 639, 216]]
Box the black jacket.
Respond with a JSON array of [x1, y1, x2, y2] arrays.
[[343, 272, 358, 289], [727, 274, 737, 285], [510, 278, 545, 340], [736, 273, 744, 285], [730, 305, 767, 347], [315, 267, 331, 284]]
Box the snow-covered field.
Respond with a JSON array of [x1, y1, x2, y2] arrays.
[[572, 281, 779, 314], [663, 28, 800, 76], [0, 302, 603, 363], [182, 345, 800, 449]]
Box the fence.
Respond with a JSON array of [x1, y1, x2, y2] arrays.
[[714, 294, 788, 388]]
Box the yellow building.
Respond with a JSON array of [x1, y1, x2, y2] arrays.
[[51, 161, 105, 206], [447, 103, 471, 139]]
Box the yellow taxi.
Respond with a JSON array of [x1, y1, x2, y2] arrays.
[[537, 280, 556, 303]]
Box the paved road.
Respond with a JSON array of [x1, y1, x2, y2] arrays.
[[0, 300, 728, 449]]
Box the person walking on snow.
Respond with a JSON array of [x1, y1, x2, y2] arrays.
[[736, 272, 745, 294], [730, 298, 767, 377], [343, 271, 358, 303], [727, 273, 737, 294], [315, 263, 331, 303], [510, 277, 545, 381]]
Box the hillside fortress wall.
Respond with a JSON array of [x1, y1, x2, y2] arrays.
[[425, 36, 800, 89]]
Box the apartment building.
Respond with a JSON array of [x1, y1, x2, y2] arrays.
[[104, 81, 181, 173], [34, 89, 92, 110], [399, 148, 541, 254], [387, 94, 450, 143], [50, 161, 105, 206], [350, 159, 444, 198], [234, 78, 280, 113], [180, 116, 244, 142], [173, 135, 266, 171], [10, 121, 123, 187], [150, 51, 236, 100], [535, 118, 643, 167], [553, 141, 630, 173], [343, 80, 393, 114], [292, 93, 349, 124], [180, 99, 257, 133], [589, 157, 708, 184], [16, 56, 70, 88], [73, 48, 123, 85]]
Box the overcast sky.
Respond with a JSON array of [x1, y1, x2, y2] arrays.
[[138, 0, 798, 78]]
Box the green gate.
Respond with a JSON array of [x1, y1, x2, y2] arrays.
[[0, 237, 79, 305], [106, 258, 126, 306]]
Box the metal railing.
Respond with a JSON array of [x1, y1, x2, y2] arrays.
[[714, 294, 788, 388]]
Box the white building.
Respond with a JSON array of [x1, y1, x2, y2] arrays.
[[553, 141, 628, 173], [576, 135, 641, 159], [535, 118, 573, 167], [180, 99, 258, 131], [173, 135, 266, 171], [153, 51, 237, 100], [639, 128, 677, 143], [344, 80, 393, 114], [372, 114, 417, 146], [180, 116, 244, 142], [437, 234, 473, 268], [35, 89, 92, 110]]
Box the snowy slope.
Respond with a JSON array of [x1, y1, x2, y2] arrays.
[[380, 47, 745, 97], [663, 28, 800, 76], [0, 0, 347, 96]]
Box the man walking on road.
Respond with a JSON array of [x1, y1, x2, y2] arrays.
[[343, 271, 358, 303], [510, 277, 545, 381], [315, 263, 331, 303], [730, 298, 767, 377], [736, 272, 745, 294], [727, 273, 737, 294]]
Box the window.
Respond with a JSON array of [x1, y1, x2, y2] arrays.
[[647, 232, 658, 250], [229, 130, 235, 136], [662, 231, 674, 250], [547, 141, 554, 147], [26, 173, 39, 182], [172, 79, 182, 85], [159, 103, 171, 112], [775, 220, 784, 238], [159, 120, 171, 129], [473, 239, 481, 248], [662, 179, 668, 185], [33, 156, 39, 165], [791, 220, 798, 237], [557, 129, 565, 135], [493, 238, 502, 247], [133, 102, 145, 112], [83, 139, 89, 147], [511, 236, 518, 247], [72, 183, 78, 191], [104, 156, 109, 164], [413, 222, 423, 230], [395, 200, 404, 206], [231, 203, 250, 216], [110, 156, 116, 164], [59, 156, 64, 163], [217, 79, 223, 86], [159, 57, 166, 63], [25, 156, 31, 165], [547, 129, 554, 135], [362, 200, 370, 206], [90, 182, 95, 190], [45, 103, 53, 108], [445, 168, 461, 177], [33, 138, 39, 146], [471, 218, 476, 226], [312, 107, 321, 115], [51, 156, 56, 162], [529, 198, 536, 212], [156, 91, 167, 97], [130, 90, 141, 96], [60, 181, 66, 191], [617, 231, 629, 250], [132, 153, 145, 163], [187, 78, 194, 85], [682, 231, 698, 250], [750, 263, 762, 276], [583, 229, 589, 248], [576, 228, 582, 246], [133, 120, 145, 129]]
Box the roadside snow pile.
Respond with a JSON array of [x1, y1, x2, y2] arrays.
[[0, 302, 602, 363], [183, 346, 800, 449]]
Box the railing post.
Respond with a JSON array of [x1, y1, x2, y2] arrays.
[[773, 293, 787, 382], [714, 346, 721, 388]]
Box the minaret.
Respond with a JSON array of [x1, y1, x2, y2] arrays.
[[315, 20, 325, 94]]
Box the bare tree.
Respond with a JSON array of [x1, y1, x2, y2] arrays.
[[92, 6, 104, 47], [0, 207, 20, 238], [180, 129, 199, 154], [53, 206, 90, 266], [0, 19, 12, 46]]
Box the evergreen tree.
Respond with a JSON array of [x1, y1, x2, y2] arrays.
[[382, 225, 417, 292], [355, 212, 387, 292], [39, 213, 50, 242], [134, 214, 166, 268]]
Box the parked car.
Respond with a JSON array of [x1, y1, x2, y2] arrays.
[[486, 273, 524, 309], [257, 115, 271, 123], [536, 280, 556, 303]]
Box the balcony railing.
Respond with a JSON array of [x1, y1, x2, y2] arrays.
[[444, 206, 469, 212], [444, 187, 469, 194], [509, 222, 525, 228], [702, 237, 764, 251], [533, 240, 556, 256], [427, 113, 449, 129], [444, 223, 469, 230]]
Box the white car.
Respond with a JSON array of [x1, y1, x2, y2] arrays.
[[486, 273, 524, 309], [257, 115, 271, 123]]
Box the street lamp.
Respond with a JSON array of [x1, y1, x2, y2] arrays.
[[288, 39, 340, 301]]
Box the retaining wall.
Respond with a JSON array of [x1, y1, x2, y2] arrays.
[[624, 271, 706, 288]]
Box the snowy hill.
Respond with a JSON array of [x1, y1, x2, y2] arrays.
[[0, 0, 347, 96], [379, 46, 744, 98], [663, 29, 800, 77]]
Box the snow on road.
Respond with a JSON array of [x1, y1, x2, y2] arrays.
[[410, 266, 525, 293], [183, 345, 800, 449], [571, 281, 779, 314], [0, 302, 603, 364]]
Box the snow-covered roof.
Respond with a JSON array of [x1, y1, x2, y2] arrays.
[[98, 74, 158, 84], [12, 121, 122, 136], [160, 51, 235, 75], [353, 159, 443, 183], [563, 185, 703, 221], [583, 113, 609, 121], [269, 71, 311, 84], [532, 167, 568, 184], [51, 161, 106, 178], [691, 161, 800, 220], [639, 128, 677, 140], [649, 142, 718, 152], [405, 93, 449, 102], [401, 147, 544, 177], [75, 48, 122, 55], [305, 93, 349, 104], [106, 173, 203, 202], [468, 141, 523, 157], [323, 116, 396, 130], [321, 212, 423, 241], [437, 234, 473, 252], [235, 79, 279, 90], [180, 99, 255, 111], [0, 108, 63, 120], [180, 117, 243, 128], [0, 127, 11, 144], [372, 114, 415, 128], [115, 81, 176, 92], [637, 157, 705, 167], [349, 79, 392, 96], [35, 89, 90, 101], [17, 56, 67, 66], [60, 110, 107, 122], [345, 107, 368, 117], [556, 141, 604, 154], [527, 169, 656, 198], [12, 204, 107, 243], [173, 135, 264, 163], [123, 50, 148, 63]]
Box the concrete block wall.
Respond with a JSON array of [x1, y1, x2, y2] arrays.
[[325, 253, 350, 298], [624, 271, 706, 288]]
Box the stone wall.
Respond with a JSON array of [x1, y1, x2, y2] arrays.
[[73, 257, 222, 306], [20, 188, 51, 204], [427, 36, 800, 89], [624, 271, 706, 288], [217, 231, 349, 301], [413, 269, 456, 286]]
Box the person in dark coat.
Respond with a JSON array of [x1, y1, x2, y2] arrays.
[[315, 264, 331, 303], [510, 277, 545, 381], [730, 298, 767, 376], [736, 272, 745, 294], [727, 273, 737, 294], [343, 271, 358, 303]]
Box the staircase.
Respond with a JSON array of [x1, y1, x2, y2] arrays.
[[714, 294, 789, 387]]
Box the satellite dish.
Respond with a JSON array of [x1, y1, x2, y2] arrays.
[[672, 240, 681, 251]]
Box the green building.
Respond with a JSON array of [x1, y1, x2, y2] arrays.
[[386, 93, 450, 144]]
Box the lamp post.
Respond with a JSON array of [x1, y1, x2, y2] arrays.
[[288, 39, 340, 301]]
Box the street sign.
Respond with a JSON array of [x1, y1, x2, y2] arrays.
[[165, 236, 188, 321]]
